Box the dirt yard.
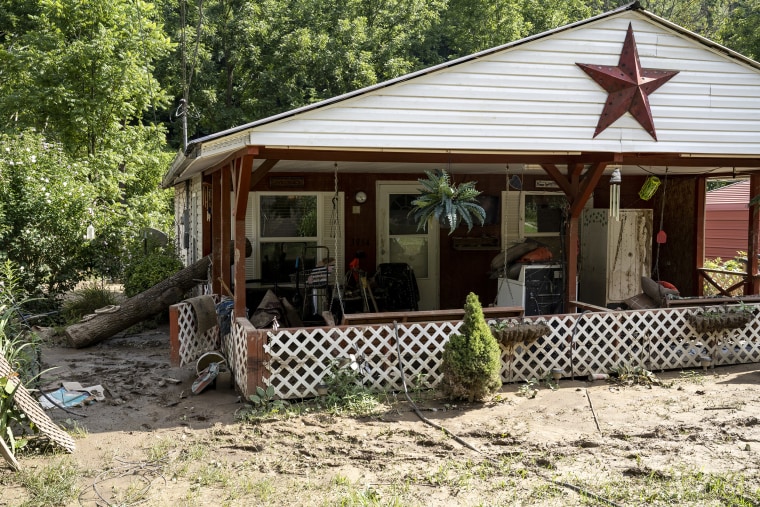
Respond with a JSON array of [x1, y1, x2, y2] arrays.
[[2, 325, 759, 506]]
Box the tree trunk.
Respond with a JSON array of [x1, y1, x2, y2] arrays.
[[65, 256, 211, 348]]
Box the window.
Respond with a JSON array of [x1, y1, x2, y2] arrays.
[[521, 192, 568, 237], [250, 192, 344, 284]]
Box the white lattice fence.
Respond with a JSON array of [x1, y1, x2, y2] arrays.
[[173, 297, 221, 367], [262, 305, 760, 400], [174, 301, 760, 399], [225, 318, 250, 395]]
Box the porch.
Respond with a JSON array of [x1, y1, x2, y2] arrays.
[[170, 300, 760, 400]]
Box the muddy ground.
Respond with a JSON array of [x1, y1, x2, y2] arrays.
[[2, 325, 759, 506]]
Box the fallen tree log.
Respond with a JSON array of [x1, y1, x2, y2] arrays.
[[65, 256, 211, 348]]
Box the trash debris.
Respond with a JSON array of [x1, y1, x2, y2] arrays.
[[39, 383, 105, 409], [196, 351, 226, 375], [192, 361, 221, 395]]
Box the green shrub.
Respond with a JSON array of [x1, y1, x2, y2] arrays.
[[0, 261, 42, 456], [123, 248, 183, 298], [703, 254, 746, 296], [62, 283, 120, 323], [440, 292, 502, 401]]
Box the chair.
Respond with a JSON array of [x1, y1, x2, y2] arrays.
[[374, 263, 420, 311]]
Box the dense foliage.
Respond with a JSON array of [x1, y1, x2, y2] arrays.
[[123, 248, 184, 298], [0, 131, 96, 298], [0, 0, 756, 303], [0, 262, 41, 456]]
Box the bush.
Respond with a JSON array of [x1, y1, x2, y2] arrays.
[[62, 283, 120, 323], [1, 261, 43, 456], [703, 254, 746, 296], [123, 248, 183, 298], [440, 292, 502, 402]]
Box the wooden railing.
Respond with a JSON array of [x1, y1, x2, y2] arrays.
[[341, 306, 524, 325], [698, 267, 750, 296]]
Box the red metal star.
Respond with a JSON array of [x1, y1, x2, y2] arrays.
[[576, 23, 679, 140]]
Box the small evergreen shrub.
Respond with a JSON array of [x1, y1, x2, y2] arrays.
[[441, 292, 502, 401]]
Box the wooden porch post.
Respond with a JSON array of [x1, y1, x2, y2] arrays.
[[221, 166, 232, 296], [746, 173, 760, 295], [547, 161, 610, 313], [211, 171, 223, 295], [233, 153, 256, 317], [695, 176, 706, 296]]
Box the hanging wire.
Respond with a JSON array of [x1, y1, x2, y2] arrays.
[[185, 0, 205, 103], [332, 162, 345, 321], [652, 167, 669, 281], [496, 164, 510, 306]]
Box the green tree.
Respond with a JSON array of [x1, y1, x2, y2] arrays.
[[718, 0, 760, 60], [0, 131, 97, 297], [429, 0, 526, 60], [0, 0, 173, 157], [0, 1, 177, 290], [157, 0, 444, 142], [521, 0, 601, 37], [641, 0, 731, 41]]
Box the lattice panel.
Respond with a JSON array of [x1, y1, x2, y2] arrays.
[[227, 319, 248, 396], [0, 353, 76, 453], [174, 298, 221, 367], [260, 305, 760, 399], [502, 315, 573, 382]]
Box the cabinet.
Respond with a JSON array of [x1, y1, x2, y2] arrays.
[[497, 263, 564, 315], [579, 209, 652, 307]]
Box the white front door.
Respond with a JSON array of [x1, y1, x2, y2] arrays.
[[376, 182, 440, 310]]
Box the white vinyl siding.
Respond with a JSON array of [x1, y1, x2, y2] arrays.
[[236, 12, 760, 156]]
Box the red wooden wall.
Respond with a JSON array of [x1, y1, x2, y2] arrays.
[[704, 181, 749, 261]]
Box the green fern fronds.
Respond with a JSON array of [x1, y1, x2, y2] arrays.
[[409, 169, 486, 234]]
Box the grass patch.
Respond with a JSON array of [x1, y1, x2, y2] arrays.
[[571, 466, 759, 506], [17, 458, 80, 507], [679, 370, 706, 385], [62, 283, 120, 323]]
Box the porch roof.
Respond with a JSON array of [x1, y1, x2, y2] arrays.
[[163, 1, 760, 188]]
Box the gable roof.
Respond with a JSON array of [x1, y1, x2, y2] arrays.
[[165, 1, 760, 187]]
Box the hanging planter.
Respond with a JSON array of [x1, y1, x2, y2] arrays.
[[687, 308, 754, 333], [490, 321, 551, 354], [409, 169, 485, 235]]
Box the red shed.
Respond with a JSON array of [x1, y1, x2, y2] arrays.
[[705, 180, 749, 261]]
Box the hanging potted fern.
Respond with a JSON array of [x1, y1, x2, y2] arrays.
[[409, 169, 486, 234]]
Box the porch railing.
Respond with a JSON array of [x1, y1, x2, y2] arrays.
[[171, 302, 760, 400]]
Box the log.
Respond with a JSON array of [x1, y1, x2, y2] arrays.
[[65, 256, 211, 348]]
